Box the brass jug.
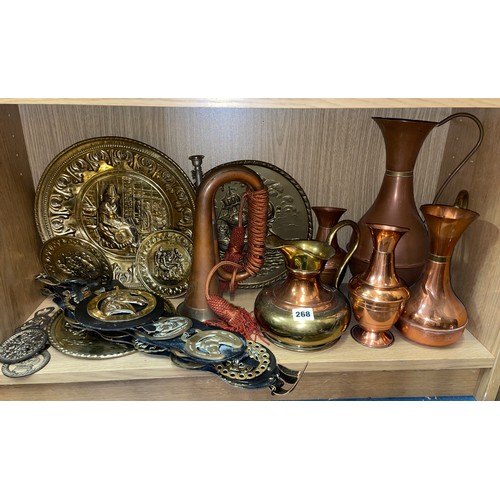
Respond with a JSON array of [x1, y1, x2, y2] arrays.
[[254, 221, 360, 351]]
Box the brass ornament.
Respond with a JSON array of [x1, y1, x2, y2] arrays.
[[136, 230, 193, 298], [74, 287, 164, 330], [0, 328, 49, 364], [214, 340, 271, 382], [2, 350, 51, 378], [183, 329, 246, 362], [40, 235, 113, 284], [214, 160, 313, 288], [35, 136, 196, 288], [48, 309, 135, 359], [133, 316, 192, 340]]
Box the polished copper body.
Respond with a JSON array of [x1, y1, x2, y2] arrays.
[[395, 204, 479, 346], [177, 165, 265, 322], [349, 113, 483, 286], [312, 206, 348, 286], [254, 221, 359, 351], [348, 223, 410, 348]]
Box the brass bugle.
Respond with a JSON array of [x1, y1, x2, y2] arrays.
[[177, 164, 266, 322]]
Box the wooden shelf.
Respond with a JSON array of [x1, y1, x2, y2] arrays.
[[1, 100, 498, 400], [0, 291, 493, 400], [2, 98, 500, 108]]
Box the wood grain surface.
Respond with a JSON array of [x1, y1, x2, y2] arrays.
[[0, 105, 43, 342]]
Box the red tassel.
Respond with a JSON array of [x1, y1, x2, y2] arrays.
[[205, 294, 268, 343]]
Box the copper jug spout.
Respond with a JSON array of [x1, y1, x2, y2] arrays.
[[177, 164, 267, 322]]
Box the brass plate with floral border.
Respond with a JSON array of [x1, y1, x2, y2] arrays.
[[214, 160, 313, 288], [135, 230, 193, 298], [35, 136, 196, 289], [40, 235, 113, 284]]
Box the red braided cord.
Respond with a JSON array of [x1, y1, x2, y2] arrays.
[[204, 260, 268, 343]]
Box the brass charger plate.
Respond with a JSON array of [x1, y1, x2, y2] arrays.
[[48, 310, 135, 359], [214, 160, 313, 288], [35, 136, 196, 289], [136, 230, 193, 298], [40, 235, 113, 284]]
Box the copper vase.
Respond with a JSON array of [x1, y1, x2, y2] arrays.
[[312, 206, 348, 286], [348, 223, 410, 348], [395, 204, 479, 346], [348, 113, 483, 286]]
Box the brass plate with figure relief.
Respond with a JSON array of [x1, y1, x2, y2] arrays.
[[34, 136, 196, 289], [214, 160, 313, 288], [41, 235, 113, 284], [135, 230, 193, 298]]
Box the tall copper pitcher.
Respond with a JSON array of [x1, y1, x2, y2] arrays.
[[348, 113, 483, 286], [395, 204, 479, 346]]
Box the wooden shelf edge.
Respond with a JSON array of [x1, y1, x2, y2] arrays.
[[0, 331, 493, 388], [2, 97, 500, 109], [0, 293, 494, 388]]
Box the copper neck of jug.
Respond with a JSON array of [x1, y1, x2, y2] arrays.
[[373, 117, 437, 172], [177, 165, 266, 322], [420, 204, 480, 257], [363, 223, 409, 288]]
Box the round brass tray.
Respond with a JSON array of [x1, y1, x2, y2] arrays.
[[48, 310, 136, 359], [136, 230, 193, 298], [214, 160, 313, 288], [34, 136, 196, 289], [40, 235, 113, 284]]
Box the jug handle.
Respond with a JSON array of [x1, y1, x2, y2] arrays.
[[433, 112, 484, 204], [453, 189, 469, 209], [326, 220, 360, 289]]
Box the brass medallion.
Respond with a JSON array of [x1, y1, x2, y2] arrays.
[[2, 350, 51, 378], [48, 310, 135, 359], [214, 160, 313, 288], [41, 236, 113, 284], [136, 230, 193, 298], [214, 340, 271, 382], [34, 136, 196, 288], [0, 328, 49, 364], [74, 287, 164, 330], [134, 315, 192, 340], [183, 329, 246, 362]]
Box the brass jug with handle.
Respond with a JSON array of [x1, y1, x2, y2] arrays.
[[254, 220, 360, 351]]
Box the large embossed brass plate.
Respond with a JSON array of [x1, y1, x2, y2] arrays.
[[35, 137, 195, 289], [214, 160, 313, 288], [136, 230, 193, 298]]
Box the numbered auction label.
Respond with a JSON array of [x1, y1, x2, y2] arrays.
[[292, 308, 315, 321]]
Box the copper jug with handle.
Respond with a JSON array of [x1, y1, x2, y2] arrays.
[[348, 112, 484, 286], [254, 220, 360, 351]]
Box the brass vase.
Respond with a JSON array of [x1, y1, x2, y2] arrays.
[[348, 113, 483, 286], [348, 223, 410, 348], [312, 206, 348, 287], [254, 220, 360, 351], [395, 204, 479, 346]]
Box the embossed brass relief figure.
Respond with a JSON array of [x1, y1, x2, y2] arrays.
[[35, 137, 196, 291]]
